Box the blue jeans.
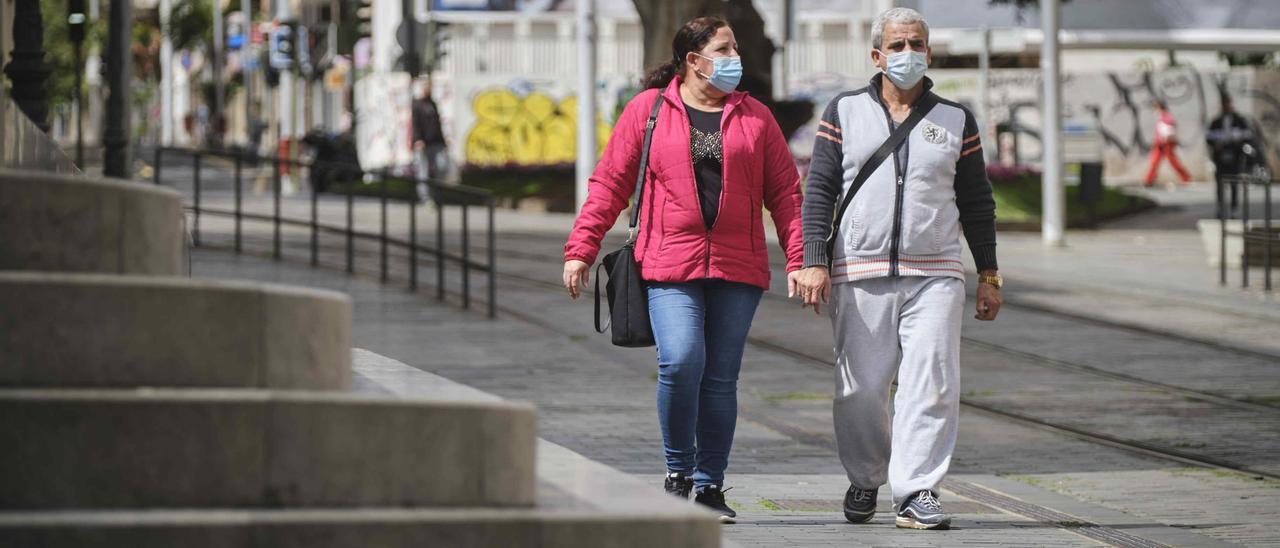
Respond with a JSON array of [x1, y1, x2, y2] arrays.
[[648, 279, 763, 490]]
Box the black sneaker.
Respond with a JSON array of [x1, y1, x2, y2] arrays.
[[843, 485, 878, 523], [663, 472, 694, 499], [694, 485, 737, 524], [895, 490, 950, 530]]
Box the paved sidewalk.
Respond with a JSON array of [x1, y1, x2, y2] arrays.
[[177, 160, 1280, 547], [191, 248, 1276, 547]]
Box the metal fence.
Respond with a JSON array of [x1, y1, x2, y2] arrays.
[[152, 146, 497, 317], [1220, 173, 1277, 292]]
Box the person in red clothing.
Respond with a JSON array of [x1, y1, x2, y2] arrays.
[[560, 16, 805, 523], [1144, 99, 1192, 186]]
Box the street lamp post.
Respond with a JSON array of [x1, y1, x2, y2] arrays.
[[1041, 0, 1065, 246], [161, 0, 174, 145], [575, 0, 596, 212], [103, 0, 133, 178], [68, 0, 87, 166], [5, 0, 51, 132]]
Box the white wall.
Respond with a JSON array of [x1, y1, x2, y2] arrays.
[[787, 66, 1280, 184]]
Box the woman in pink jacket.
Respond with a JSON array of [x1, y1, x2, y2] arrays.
[[561, 16, 805, 522]]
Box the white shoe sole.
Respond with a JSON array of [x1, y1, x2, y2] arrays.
[[895, 515, 950, 530], [718, 514, 737, 524]]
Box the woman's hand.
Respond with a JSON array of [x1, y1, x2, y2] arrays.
[[563, 260, 590, 299], [789, 266, 831, 315]]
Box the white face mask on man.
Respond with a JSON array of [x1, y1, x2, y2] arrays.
[[878, 50, 928, 90]]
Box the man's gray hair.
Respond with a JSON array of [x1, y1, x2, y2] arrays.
[[871, 7, 929, 50]]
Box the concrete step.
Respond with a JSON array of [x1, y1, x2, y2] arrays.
[[0, 361, 722, 547], [0, 388, 536, 510], [0, 273, 351, 390], [0, 506, 719, 548], [0, 168, 184, 275]]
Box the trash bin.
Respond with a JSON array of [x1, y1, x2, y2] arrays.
[[1063, 121, 1105, 226], [1078, 162, 1103, 225]]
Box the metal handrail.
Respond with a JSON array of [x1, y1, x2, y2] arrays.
[[1220, 173, 1276, 292], [152, 145, 498, 318]]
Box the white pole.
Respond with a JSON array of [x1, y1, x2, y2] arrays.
[[977, 26, 991, 164], [575, 0, 596, 212], [773, 0, 791, 99], [1041, 0, 1065, 246], [242, 0, 252, 145], [276, 0, 293, 191], [160, 0, 173, 145]]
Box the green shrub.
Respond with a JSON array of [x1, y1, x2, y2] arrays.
[[987, 165, 1155, 227], [460, 165, 576, 212]]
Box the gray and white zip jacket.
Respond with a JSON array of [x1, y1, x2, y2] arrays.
[[802, 75, 998, 283]]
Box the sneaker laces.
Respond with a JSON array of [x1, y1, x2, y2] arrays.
[[914, 490, 942, 512], [701, 486, 732, 501], [850, 487, 873, 502]]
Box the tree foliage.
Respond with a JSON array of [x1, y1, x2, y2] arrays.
[[629, 0, 812, 138], [1221, 52, 1276, 67], [168, 0, 213, 53]]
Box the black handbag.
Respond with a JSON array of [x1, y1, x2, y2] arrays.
[[826, 94, 938, 259], [593, 94, 664, 348]]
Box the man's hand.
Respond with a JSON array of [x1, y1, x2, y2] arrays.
[[563, 260, 590, 299], [975, 270, 1003, 321], [790, 266, 831, 315]]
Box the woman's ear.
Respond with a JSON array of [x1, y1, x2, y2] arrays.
[[686, 51, 700, 71]]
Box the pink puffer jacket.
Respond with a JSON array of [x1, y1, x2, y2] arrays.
[[564, 77, 804, 289]]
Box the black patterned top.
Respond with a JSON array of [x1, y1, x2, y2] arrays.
[[685, 102, 723, 229]]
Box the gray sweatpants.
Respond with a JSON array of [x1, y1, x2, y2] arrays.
[[829, 276, 964, 507]]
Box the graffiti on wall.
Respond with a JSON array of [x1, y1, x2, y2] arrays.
[[788, 68, 1280, 182], [464, 86, 613, 167], [354, 72, 414, 171]]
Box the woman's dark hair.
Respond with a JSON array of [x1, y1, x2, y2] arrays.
[[640, 16, 729, 89]]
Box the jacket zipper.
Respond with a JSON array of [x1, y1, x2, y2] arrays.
[[873, 98, 906, 278], [691, 100, 732, 279], [672, 86, 741, 280]]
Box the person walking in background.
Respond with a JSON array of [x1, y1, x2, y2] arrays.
[[412, 79, 449, 202], [1206, 96, 1257, 217], [792, 7, 1001, 531], [1144, 99, 1191, 187], [561, 15, 805, 523]]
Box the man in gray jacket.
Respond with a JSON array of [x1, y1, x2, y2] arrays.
[[791, 7, 1002, 530]]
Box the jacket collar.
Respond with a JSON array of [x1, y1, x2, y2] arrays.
[[662, 76, 747, 116], [868, 73, 935, 108]]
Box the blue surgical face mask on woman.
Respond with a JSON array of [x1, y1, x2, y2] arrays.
[[694, 53, 743, 93], [879, 49, 928, 90]]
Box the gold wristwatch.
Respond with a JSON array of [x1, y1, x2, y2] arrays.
[[978, 273, 1003, 289]]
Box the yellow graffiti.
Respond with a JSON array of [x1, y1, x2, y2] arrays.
[[465, 88, 612, 167]]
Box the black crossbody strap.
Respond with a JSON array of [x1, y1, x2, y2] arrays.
[[826, 93, 938, 254], [627, 94, 666, 236], [595, 93, 663, 334]]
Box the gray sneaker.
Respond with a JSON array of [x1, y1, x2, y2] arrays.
[[895, 490, 950, 530], [843, 485, 877, 523]]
